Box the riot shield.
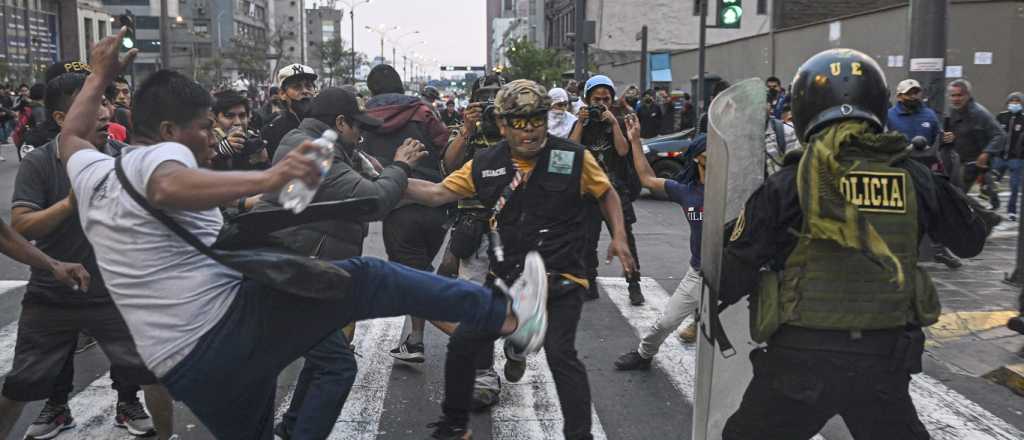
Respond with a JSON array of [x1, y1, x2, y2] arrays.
[[693, 78, 768, 440]]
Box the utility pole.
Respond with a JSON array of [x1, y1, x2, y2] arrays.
[[573, 0, 586, 81], [159, 0, 170, 70], [908, 0, 949, 112], [351, 8, 357, 81], [637, 25, 648, 92], [696, 0, 708, 124]]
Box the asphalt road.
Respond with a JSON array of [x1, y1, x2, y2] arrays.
[[0, 154, 1018, 439]]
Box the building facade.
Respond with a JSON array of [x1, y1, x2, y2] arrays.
[[305, 5, 342, 81], [0, 0, 60, 84], [488, 0, 546, 71], [273, 0, 306, 69]]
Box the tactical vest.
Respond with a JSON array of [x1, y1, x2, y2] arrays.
[[471, 137, 587, 280], [457, 134, 502, 210], [752, 151, 941, 341]]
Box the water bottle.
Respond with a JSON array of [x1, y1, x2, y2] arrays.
[[280, 129, 338, 214]]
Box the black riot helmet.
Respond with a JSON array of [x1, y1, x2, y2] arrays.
[[790, 48, 889, 142]]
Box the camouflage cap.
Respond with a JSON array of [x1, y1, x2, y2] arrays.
[[494, 79, 552, 116]]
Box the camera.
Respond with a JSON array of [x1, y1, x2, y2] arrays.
[[585, 105, 607, 126]]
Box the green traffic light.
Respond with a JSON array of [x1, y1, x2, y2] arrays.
[[722, 5, 742, 24], [122, 38, 135, 49]]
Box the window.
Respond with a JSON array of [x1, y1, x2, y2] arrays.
[[757, 0, 767, 15], [99, 20, 107, 38], [288, 16, 294, 22], [194, 23, 208, 34], [84, 17, 94, 48], [693, 0, 706, 16]]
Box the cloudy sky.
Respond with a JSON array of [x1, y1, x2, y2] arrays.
[[307, 0, 487, 79]]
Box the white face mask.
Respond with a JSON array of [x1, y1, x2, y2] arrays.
[[549, 109, 567, 122], [1010, 103, 1023, 113]]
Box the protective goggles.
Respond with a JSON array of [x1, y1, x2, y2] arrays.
[[504, 111, 548, 129]]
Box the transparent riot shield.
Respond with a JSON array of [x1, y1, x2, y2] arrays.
[[693, 78, 768, 440]]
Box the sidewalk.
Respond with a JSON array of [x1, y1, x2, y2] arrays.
[[924, 216, 1024, 395]]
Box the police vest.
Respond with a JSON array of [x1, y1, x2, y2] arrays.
[[752, 152, 941, 341], [471, 137, 587, 279]]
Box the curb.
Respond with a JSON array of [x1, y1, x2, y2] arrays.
[[984, 363, 1024, 397]]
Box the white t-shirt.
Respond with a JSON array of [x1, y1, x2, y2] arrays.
[[67, 143, 242, 376]]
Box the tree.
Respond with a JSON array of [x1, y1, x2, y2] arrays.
[[318, 38, 367, 86], [228, 36, 271, 84], [503, 38, 571, 88]]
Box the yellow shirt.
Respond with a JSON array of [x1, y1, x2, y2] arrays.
[[441, 149, 612, 288]]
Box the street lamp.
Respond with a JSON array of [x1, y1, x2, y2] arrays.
[[365, 24, 399, 64], [398, 40, 424, 83], [336, 0, 372, 81], [389, 29, 419, 65]]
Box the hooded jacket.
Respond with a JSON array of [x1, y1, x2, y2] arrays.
[[261, 118, 410, 260], [363, 93, 447, 182]]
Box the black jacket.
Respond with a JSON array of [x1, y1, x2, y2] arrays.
[[996, 110, 1024, 160], [261, 110, 301, 159], [946, 99, 1006, 162], [261, 118, 410, 260]]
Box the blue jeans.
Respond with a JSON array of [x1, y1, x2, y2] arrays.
[[279, 331, 357, 440], [160, 257, 508, 440], [995, 158, 1023, 214]]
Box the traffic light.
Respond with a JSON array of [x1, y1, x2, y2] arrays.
[[118, 13, 136, 50], [717, 0, 742, 28]]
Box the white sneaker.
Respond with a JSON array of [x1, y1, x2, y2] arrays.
[[501, 252, 548, 357]]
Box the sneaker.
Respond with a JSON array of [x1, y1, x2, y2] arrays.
[[389, 338, 425, 363], [74, 333, 97, 354], [933, 248, 963, 269], [983, 187, 1001, 210], [274, 421, 290, 440], [614, 350, 653, 371], [114, 400, 155, 436], [1009, 316, 1024, 335], [25, 402, 75, 440], [628, 281, 645, 306], [427, 417, 471, 439], [503, 341, 527, 383], [678, 322, 698, 343], [1010, 214, 1018, 222], [583, 278, 599, 301], [501, 251, 548, 358]]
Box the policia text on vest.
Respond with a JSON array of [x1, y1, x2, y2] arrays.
[[838, 171, 906, 213]]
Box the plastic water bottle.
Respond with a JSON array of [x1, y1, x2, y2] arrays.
[[280, 130, 338, 214]]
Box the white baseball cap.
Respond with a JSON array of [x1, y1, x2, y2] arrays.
[[895, 79, 922, 95], [277, 64, 318, 88], [548, 87, 569, 104]]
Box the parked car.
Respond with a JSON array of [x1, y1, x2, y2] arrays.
[[643, 129, 693, 176]]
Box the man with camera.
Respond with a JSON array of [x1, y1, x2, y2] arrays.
[[569, 75, 644, 305], [210, 90, 269, 171], [439, 74, 511, 410]]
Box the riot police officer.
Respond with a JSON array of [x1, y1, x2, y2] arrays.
[[718, 49, 998, 439]]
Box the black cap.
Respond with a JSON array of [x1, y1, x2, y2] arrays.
[[367, 64, 404, 96], [309, 87, 382, 127], [45, 60, 92, 83]]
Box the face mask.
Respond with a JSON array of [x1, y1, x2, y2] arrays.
[[291, 98, 313, 117], [902, 99, 921, 111], [549, 109, 566, 120], [767, 89, 780, 100], [1010, 103, 1023, 113]]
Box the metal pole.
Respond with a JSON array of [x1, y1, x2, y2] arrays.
[[159, 0, 170, 70], [393, 47, 396, 66], [380, 37, 384, 62], [350, 9, 356, 81], [1011, 189, 1024, 285], [908, 0, 949, 113], [639, 25, 648, 92], [696, 0, 707, 124], [573, 0, 586, 81]]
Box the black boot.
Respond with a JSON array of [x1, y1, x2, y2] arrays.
[[627, 278, 644, 306], [933, 247, 963, 269]]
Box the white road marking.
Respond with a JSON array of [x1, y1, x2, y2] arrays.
[[326, 317, 404, 440], [600, 277, 1024, 440], [492, 346, 607, 440], [0, 281, 36, 373]]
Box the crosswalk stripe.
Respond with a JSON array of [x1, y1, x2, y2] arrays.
[[492, 347, 607, 440], [598, 276, 1024, 440], [326, 317, 405, 440]]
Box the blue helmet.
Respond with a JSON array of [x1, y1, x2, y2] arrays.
[[584, 75, 616, 99]]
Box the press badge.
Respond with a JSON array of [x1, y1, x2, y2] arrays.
[[838, 171, 907, 214], [548, 150, 575, 175]]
